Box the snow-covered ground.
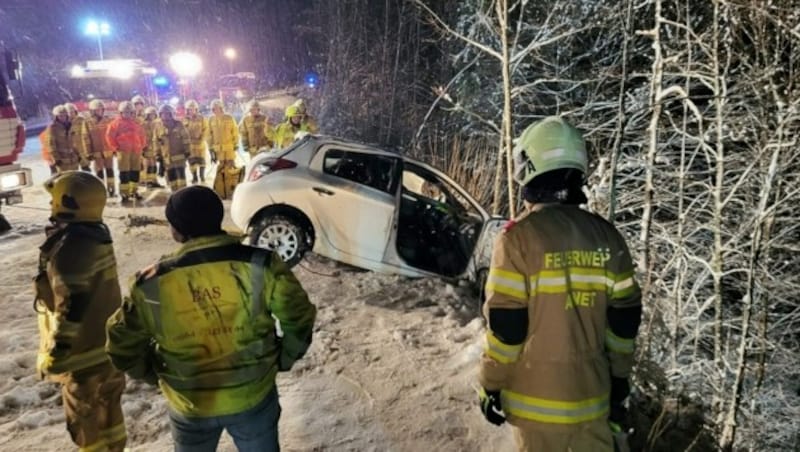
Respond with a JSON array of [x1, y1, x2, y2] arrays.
[[0, 151, 513, 450]]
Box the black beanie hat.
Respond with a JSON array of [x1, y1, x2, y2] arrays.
[[165, 186, 224, 238]]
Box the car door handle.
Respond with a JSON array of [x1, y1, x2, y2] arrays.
[[313, 186, 335, 196]]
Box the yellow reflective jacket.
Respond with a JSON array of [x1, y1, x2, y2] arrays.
[[47, 121, 80, 167], [207, 113, 239, 152], [478, 204, 641, 428], [272, 121, 313, 150], [106, 234, 317, 417], [83, 114, 112, 155], [238, 113, 273, 154], [35, 223, 123, 378], [183, 114, 208, 153]]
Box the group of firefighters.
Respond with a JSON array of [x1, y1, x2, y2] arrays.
[[33, 115, 641, 452], [41, 95, 319, 201]]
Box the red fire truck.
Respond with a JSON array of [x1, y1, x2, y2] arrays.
[[67, 58, 158, 113], [0, 49, 32, 233]]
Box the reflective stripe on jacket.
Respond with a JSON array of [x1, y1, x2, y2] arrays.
[[106, 234, 316, 417], [272, 122, 313, 149], [478, 204, 642, 427], [154, 119, 190, 164], [35, 223, 123, 376], [47, 121, 79, 166], [238, 114, 273, 153]]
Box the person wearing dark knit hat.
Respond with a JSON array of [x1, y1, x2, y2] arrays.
[[164, 185, 225, 242], [107, 186, 316, 452]]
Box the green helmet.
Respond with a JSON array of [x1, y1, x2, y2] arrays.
[[512, 116, 587, 186]]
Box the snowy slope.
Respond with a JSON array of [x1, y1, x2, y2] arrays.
[[0, 155, 513, 451]]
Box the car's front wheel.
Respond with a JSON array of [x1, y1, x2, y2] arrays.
[[249, 215, 309, 267]]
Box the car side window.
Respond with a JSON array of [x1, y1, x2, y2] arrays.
[[323, 149, 398, 194]]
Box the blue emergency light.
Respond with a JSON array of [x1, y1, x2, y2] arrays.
[[305, 72, 318, 88], [153, 76, 169, 87]]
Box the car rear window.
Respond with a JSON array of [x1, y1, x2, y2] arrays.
[[323, 149, 398, 194]]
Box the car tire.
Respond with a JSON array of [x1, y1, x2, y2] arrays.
[[249, 215, 309, 267]]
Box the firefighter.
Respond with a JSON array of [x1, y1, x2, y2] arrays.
[[155, 104, 190, 191], [131, 94, 147, 124], [238, 100, 273, 159], [106, 101, 147, 202], [64, 103, 89, 171], [477, 116, 642, 452], [35, 171, 127, 452], [273, 104, 314, 149], [107, 185, 316, 452], [183, 99, 209, 184], [140, 106, 164, 188], [47, 105, 80, 172], [39, 128, 57, 175], [207, 99, 241, 199], [292, 98, 319, 133], [83, 99, 117, 197]]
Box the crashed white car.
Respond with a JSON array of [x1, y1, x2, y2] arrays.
[[231, 135, 507, 286]]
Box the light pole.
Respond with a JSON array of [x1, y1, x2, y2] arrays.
[[224, 47, 236, 74], [170, 52, 203, 100], [85, 20, 110, 60]]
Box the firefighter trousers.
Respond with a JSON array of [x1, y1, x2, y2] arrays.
[[61, 362, 127, 452], [512, 418, 613, 452]]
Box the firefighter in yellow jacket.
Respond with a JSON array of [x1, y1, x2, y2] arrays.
[[154, 104, 191, 191], [207, 99, 239, 166], [47, 105, 81, 172], [83, 99, 116, 197], [272, 104, 315, 149], [107, 185, 316, 451], [140, 106, 164, 188], [238, 100, 273, 159], [183, 100, 209, 184], [292, 98, 319, 133], [64, 103, 89, 170], [477, 116, 642, 452], [35, 171, 127, 451]]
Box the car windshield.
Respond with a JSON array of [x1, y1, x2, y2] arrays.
[[401, 163, 479, 217]]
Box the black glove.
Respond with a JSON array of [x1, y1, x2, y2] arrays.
[[88, 154, 95, 161], [478, 388, 506, 425], [609, 376, 630, 425], [209, 149, 218, 163]]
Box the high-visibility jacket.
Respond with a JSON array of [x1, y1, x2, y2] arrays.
[[272, 121, 314, 149], [35, 223, 123, 377], [69, 115, 88, 160], [142, 117, 160, 158], [238, 113, 273, 154], [40, 129, 53, 165], [83, 115, 112, 155], [478, 204, 642, 428], [154, 119, 190, 165], [47, 121, 80, 167], [183, 114, 209, 154], [207, 113, 239, 152], [105, 116, 146, 154], [106, 234, 317, 417]]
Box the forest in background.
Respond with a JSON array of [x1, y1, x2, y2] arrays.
[[305, 1, 800, 450]]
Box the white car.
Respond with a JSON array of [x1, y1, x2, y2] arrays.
[[231, 135, 507, 287]]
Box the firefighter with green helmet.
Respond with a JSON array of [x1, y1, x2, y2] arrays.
[[83, 99, 117, 196], [106, 185, 316, 451], [35, 171, 127, 451], [272, 104, 315, 149], [477, 116, 642, 451], [238, 100, 273, 159], [154, 104, 191, 191]]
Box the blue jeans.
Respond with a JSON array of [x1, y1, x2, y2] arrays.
[[168, 388, 281, 452]]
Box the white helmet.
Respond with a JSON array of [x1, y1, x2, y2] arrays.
[[185, 99, 200, 110], [88, 99, 105, 111], [209, 99, 224, 111], [52, 104, 68, 116], [118, 101, 135, 114], [64, 103, 79, 115], [131, 95, 146, 106]]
